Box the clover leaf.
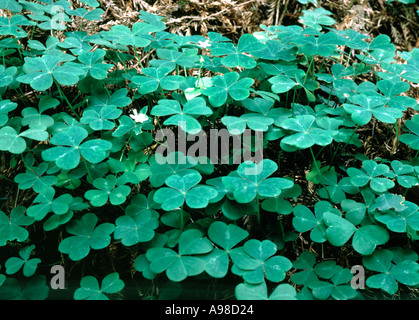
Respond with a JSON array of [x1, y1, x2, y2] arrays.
[[299, 8, 335, 31], [347, 160, 395, 193], [146, 229, 214, 282], [0, 276, 49, 300], [341, 199, 367, 225], [0, 0, 22, 13], [153, 171, 218, 210], [292, 201, 340, 243], [261, 183, 302, 215], [280, 115, 337, 149], [343, 93, 402, 125], [363, 249, 419, 295], [307, 266, 357, 300], [58, 213, 115, 261], [0, 66, 17, 90], [222, 159, 294, 204], [0, 207, 34, 246], [84, 175, 131, 207], [74, 273, 125, 300], [317, 171, 359, 203], [202, 72, 254, 107], [268, 74, 298, 94], [80, 105, 122, 131], [229, 239, 292, 284], [114, 210, 159, 246], [235, 281, 297, 300], [323, 212, 389, 255], [388, 160, 419, 188], [373, 200, 419, 233], [21, 107, 54, 130], [17, 55, 84, 91], [67, 8, 104, 22], [148, 152, 198, 188], [297, 32, 344, 57], [77, 48, 112, 80], [151, 97, 212, 134], [87, 88, 132, 111], [0, 15, 35, 38], [26, 188, 73, 221], [125, 192, 161, 218], [14, 162, 58, 193], [400, 114, 419, 150], [203, 221, 249, 278], [369, 192, 407, 213], [0, 126, 30, 154], [42, 125, 112, 170], [221, 113, 274, 135], [0, 100, 17, 127], [104, 22, 162, 48], [156, 48, 199, 69], [131, 65, 183, 93], [290, 251, 319, 285], [5, 244, 41, 277], [211, 34, 266, 69], [377, 79, 417, 111]]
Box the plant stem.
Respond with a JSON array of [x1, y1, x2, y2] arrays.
[[394, 120, 400, 152], [53, 79, 80, 120], [278, 215, 285, 243], [256, 194, 260, 224], [291, 88, 297, 116], [180, 204, 184, 230], [82, 157, 93, 182], [120, 132, 134, 161], [132, 46, 144, 69], [329, 124, 360, 168], [310, 147, 332, 200]]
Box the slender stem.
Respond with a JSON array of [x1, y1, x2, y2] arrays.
[[70, 91, 81, 106], [82, 157, 93, 182], [346, 48, 353, 68], [278, 215, 285, 243], [310, 147, 332, 200], [14, 38, 23, 61], [256, 194, 260, 224], [132, 46, 144, 69], [16, 87, 31, 107], [14, 187, 19, 208], [394, 120, 400, 152], [159, 86, 165, 99], [329, 124, 360, 168], [180, 204, 184, 230], [53, 79, 80, 120], [21, 154, 40, 177], [101, 80, 110, 96], [291, 88, 297, 116], [303, 57, 314, 85], [0, 174, 14, 183], [354, 53, 366, 80], [120, 132, 134, 161], [154, 116, 167, 143]]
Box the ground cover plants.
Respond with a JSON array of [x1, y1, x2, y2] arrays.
[[1, 0, 419, 300]]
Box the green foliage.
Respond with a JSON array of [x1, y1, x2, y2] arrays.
[[5, 245, 40, 277], [73, 272, 125, 300], [1, 1, 419, 301]]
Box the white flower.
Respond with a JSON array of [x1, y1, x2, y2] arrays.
[[197, 40, 211, 49], [130, 109, 149, 123]]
